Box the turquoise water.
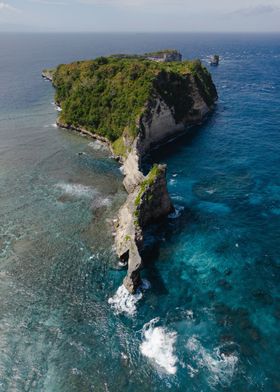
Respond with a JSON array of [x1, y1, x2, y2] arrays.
[[0, 33, 279, 391]]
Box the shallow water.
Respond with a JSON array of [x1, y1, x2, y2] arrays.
[[0, 33, 279, 391]]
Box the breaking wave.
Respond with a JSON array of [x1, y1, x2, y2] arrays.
[[186, 336, 238, 387], [88, 140, 108, 151], [108, 279, 151, 316], [55, 183, 97, 198], [140, 318, 178, 375]]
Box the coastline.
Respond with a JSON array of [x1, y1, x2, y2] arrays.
[[56, 121, 118, 159]]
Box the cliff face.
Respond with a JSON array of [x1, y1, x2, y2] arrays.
[[138, 71, 215, 154], [115, 71, 217, 293], [115, 164, 173, 293], [44, 53, 218, 294]]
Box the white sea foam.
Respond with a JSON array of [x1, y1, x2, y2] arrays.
[[186, 336, 238, 387], [56, 183, 96, 198], [168, 205, 184, 220], [205, 188, 216, 195], [108, 280, 151, 315], [108, 285, 143, 315], [88, 140, 107, 151], [140, 318, 178, 375], [44, 123, 58, 128], [91, 196, 111, 209], [141, 278, 151, 290]]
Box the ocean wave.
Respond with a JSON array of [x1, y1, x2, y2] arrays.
[[88, 140, 108, 151], [186, 336, 238, 387], [108, 279, 151, 315], [55, 183, 97, 198], [91, 196, 112, 209], [44, 123, 58, 128], [140, 317, 178, 375], [198, 201, 231, 215]]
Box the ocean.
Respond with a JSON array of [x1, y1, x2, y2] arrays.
[[0, 33, 279, 391]]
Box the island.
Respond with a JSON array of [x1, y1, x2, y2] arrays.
[[43, 50, 218, 293]]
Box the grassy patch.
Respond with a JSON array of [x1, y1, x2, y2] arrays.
[[112, 137, 127, 158], [134, 164, 162, 208]]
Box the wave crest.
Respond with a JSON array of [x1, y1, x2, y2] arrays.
[[140, 318, 178, 375]]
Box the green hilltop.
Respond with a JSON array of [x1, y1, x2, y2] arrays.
[[51, 56, 217, 154]]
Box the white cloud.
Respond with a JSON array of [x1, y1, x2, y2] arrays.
[[0, 2, 20, 12], [79, 0, 186, 6], [78, 0, 280, 12], [28, 0, 67, 4], [229, 4, 280, 17]]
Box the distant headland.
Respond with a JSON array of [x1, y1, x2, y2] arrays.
[[42, 49, 218, 294]]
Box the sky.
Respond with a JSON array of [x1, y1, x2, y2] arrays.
[[0, 0, 280, 32]]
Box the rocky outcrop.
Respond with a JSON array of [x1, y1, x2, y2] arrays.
[[145, 50, 182, 63], [42, 69, 54, 82], [43, 54, 218, 294], [115, 164, 173, 293], [114, 69, 217, 293]]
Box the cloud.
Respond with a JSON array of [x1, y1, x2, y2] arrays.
[[0, 2, 20, 12], [28, 0, 67, 4], [79, 0, 185, 6], [229, 4, 280, 17]]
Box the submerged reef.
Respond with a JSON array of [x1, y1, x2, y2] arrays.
[[43, 50, 218, 293]]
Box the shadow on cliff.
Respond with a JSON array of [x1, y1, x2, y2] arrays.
[[144, 110, 218, 169], [140, 110, 218, 294], [141, 206, 198, 296]]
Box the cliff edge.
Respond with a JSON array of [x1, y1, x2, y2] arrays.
[[44, 51, 218, 293]]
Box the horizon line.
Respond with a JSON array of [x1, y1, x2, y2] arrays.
[[1, 30, 280, 34]]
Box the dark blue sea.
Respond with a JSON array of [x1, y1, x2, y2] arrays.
[[0, 33, 279, 391]]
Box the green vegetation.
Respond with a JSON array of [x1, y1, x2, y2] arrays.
[[134, 164, 162, 208], [111, 49, 180, 60], [187, 60, 218, 106], [112, 136, 127, 158], [52, 56, 217, 154]]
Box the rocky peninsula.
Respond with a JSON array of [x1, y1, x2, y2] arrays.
[[43, 50, 218, 293]]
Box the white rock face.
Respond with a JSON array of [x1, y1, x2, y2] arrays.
[[140, 76, 211, 153], [140, 97, 184, 153], [114, 190, 139, 259], [122, 142, 144, 193]]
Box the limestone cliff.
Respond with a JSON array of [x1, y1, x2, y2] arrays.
[[115, 164, 173, 292], [115, 67, 217, 292]]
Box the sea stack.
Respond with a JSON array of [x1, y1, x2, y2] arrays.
[[210, 54, 220, 66]]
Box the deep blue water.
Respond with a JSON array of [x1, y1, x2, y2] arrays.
[[0, 33, 279, 391]]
